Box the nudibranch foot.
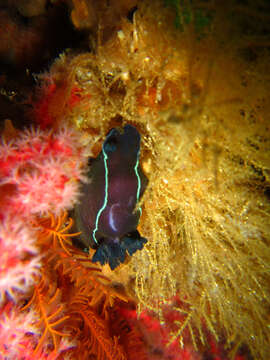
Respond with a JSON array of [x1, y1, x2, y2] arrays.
[[92, 232, 147, 270], [121, 231, 147, 256], [92, 242, 126, 270]]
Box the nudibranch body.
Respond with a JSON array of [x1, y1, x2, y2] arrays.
[[75, 124, 148, 269]]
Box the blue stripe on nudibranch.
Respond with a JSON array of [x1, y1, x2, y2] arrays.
[[74, 124, 148, 270], [92, 145, 109, 244], [135, 150, 142, 202], [135, 149, 142, 217]]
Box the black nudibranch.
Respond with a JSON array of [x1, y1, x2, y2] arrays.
[[75, 125, 148, 270]]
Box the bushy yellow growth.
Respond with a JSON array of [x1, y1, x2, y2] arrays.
[[50, 1, 270, 358]]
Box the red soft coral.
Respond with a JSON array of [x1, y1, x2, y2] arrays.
[[0, 301, 74, 360], [0, 218, 40, 304], [0, 126, 88, 217], [118, 307, 202, 360], [0, 123, 89, 358], [0, 302, 38, 359]]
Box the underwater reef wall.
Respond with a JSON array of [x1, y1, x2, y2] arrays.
[[0, 0, 270, 359]]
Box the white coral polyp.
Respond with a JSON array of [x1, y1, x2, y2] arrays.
[[0, 219, 41, 304], [3, 126, 88, 217], [0, 306, 39, 359], [15, 162, 83, 215]]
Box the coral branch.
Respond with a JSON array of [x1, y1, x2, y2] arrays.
[[35, 211, 81, 255], [71, 296, 127, 360], [22, 278, 70, 353], [53, 249, 129, 314]]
